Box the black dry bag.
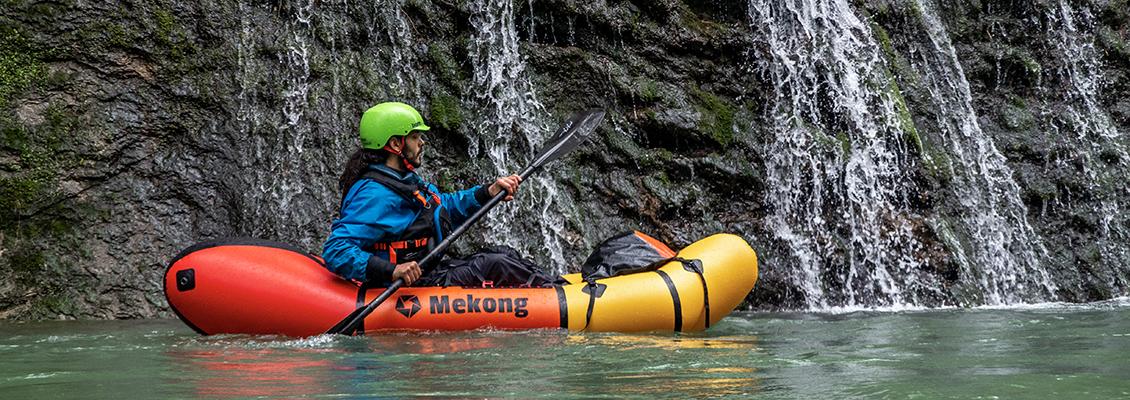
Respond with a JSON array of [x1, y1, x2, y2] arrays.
[[580, 231, 677, 283]]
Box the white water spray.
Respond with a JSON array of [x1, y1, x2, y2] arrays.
[[1043, 0, 1130, 290], [908, 0, 1057, 303], [749, 0, 937, 308], [468, 0, 571, 270]]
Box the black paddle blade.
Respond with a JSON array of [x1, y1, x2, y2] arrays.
[[529, 109, 606, 171]]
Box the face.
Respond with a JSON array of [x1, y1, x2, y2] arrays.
[[395, 131, 426, 165]]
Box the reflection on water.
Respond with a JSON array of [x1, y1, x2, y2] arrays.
[[570, 332, 760, 350], [175, 349, 335, 398], [2, 305, 1130, 398], [161, 330, 765, 398], [561, 333, 763, 397]]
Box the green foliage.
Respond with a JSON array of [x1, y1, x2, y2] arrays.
[[33, 292, 76, 317], [436, 169, 457, 193], [7, 245, 44, 277], [691, 88, 736, 148]]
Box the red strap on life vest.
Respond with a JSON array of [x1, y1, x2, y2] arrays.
[[373, 238, 430, 265], [410, 190, 442, 208]]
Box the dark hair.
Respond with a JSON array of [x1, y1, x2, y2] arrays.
[[338, 148, 389, 199]]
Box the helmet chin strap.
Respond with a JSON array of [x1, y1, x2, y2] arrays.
[[383, 138, 417, 172]]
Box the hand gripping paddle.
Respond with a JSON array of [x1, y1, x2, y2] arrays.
[[326, 109, 607, 335]]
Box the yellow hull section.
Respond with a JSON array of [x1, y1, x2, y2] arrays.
[[558, 233, 758, 332]]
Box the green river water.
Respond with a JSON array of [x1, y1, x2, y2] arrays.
[[2, 300, 1129, 399]]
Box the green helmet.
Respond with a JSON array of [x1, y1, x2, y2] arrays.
[[358, 102, 431, 149]]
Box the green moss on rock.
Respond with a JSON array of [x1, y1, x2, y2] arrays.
[[428, 92, 464, 130], [889, 80, 922, 152], [872, 22, 895, 59], [606, 127, 645, 158], [691, 88, 735, 148], [149, 8, 197, 63], [0, 27, 46, 109], [1098, 26, 1130, 64], [636, 78, 660, 102], [428, 42, 465, 89], [836, 131, 852, 156], [638, 147, 675, 169]]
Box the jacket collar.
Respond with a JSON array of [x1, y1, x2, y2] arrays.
[[367, 164, 419, 183]]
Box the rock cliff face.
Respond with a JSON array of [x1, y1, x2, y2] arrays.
[[1, 0, 1127, 319]]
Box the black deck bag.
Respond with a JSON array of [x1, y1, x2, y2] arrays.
[[580, 231, 677, 283], [577, 231, 682, 330]]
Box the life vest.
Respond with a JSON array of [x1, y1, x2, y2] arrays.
[[359, 169, 453, 264]]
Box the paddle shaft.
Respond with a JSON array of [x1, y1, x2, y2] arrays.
[[332, 164, 538, 335], [417, 164, 537, 267], [327, 108, 605, 335]]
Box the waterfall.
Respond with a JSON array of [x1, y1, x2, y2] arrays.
[[748, 0, 938, 308], [373, 0, 425, 104], [907, 0, 1057, 304], [236, 0, 322, 245], [224, 0, 446, 250], [1043, 0, 1130, 291], [468, 0, 570, 270]]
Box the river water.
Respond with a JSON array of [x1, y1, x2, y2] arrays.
[[2, 300, 1129, 399]]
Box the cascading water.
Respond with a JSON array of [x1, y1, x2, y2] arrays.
[[237, 0, 324, 247], [467, 0, 572, 270], [748, 0, 939, 308], [230, 0, 420, 249], [217, 0, 1103, 303], [226, 0, 572, 265], [903, 0, 1057, 304], [372, 0, 425, 104], [1042, 0, 1130, 292]]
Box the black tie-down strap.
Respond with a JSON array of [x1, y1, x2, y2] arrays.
[[581, 281, 607, 331], [673, 258, 710, 329], [579, 257, 708, 331], [353, 285, 368, 335]]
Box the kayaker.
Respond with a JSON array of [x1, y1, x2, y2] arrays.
[[322, 102, 560, 288]]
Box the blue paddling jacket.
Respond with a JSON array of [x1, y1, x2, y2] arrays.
[[322, 164, 490, 286]]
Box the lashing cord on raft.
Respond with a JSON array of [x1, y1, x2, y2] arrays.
[[580, 258, 708, 331], [674, 258, 711, 329], [580, 281, 607, 331]]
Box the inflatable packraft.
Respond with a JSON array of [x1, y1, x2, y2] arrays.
[[164, 234, 758, 336]]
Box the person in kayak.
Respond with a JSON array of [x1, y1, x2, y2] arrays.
[[322, 102, 560, 288]]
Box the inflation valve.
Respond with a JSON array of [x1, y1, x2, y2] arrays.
[[176, 269, 196, 292]]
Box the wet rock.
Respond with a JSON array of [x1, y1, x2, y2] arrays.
[[1, 0, 1129, 319]]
